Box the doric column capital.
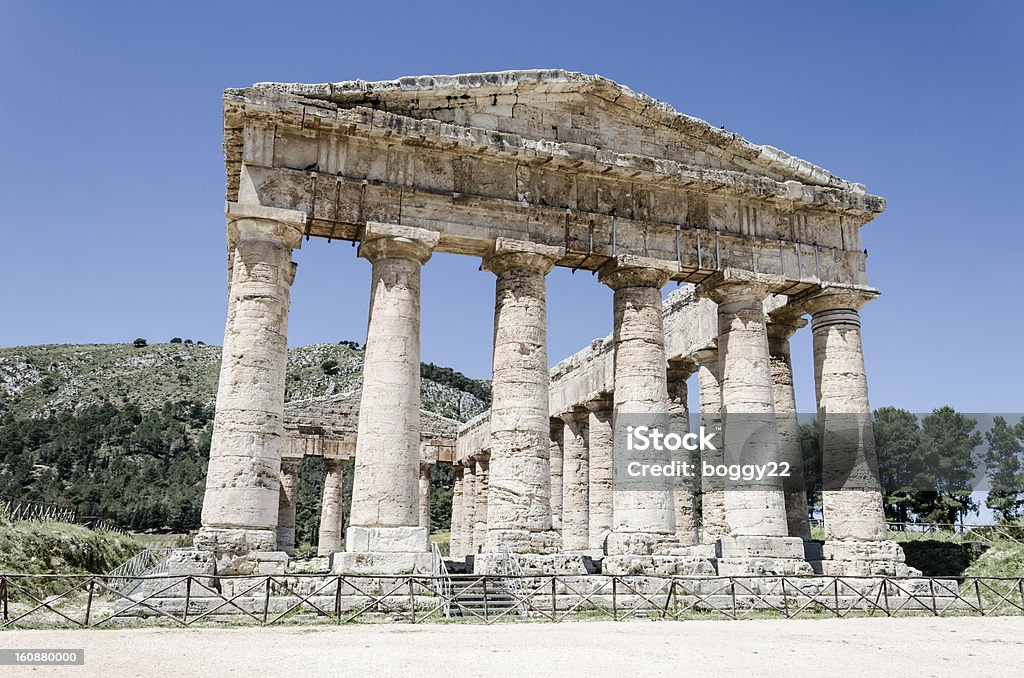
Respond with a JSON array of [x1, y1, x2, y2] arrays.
[[691, 346, 719, 370], [226, 202, 306, 249], [667, 356, 698, 383], [766, 310, 808, 344], [358, 222, 440, 265], [280, 459, 302, 474], [697, 268, 786, 307], [482, 238, 564, 276], [584, 393, 613, 415], [559, 406, 590, 428], [794, 284, 879, 317], [597, 255, 674, 290]]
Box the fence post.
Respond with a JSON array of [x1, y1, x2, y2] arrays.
[[882, 577, 891, 616], [84, 578, 95, 627], [335, 575, 343, 622], [612, 576, 618, 621], [182, 576, 192, 625], [483, 576, 490, 622], [975, 578, 984, 615], [1, 576, 7, 622], [409, 577, 416, 624], [780, 577, 789, 618], [551, 577, 557, 621], [262, 577, 271, 625], [929, 578, 938, 616]]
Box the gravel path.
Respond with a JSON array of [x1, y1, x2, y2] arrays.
[[1, 616, 1019, 677]]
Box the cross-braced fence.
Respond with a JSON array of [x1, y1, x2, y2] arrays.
[[2, 496, 78, 523], [2, 572, 1024, 628]]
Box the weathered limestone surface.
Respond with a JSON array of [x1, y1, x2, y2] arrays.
[[318, 458, 345, 556], [282, 390, 458, 463], [585, 397, 614, 552], [767, 314, 812, 542], [473, 457, 490, 552], [667, 359, 698, 546], [600, 257, 676, 555], [206, 71, 894, 576], [801, 286, 907, 575], [549, 419, 564, 530], [560, 408, 590, 551], [700, 269, 811, 575], [462, 460, 477, 555], [347, 223, 437, 559], [694, 348, 727, 544], [419, 462, 432, 531], [197, 204, 304, 573], [483, 239, 563, 553], [450, 466, 465, 557], [276, 460, 300, 554]]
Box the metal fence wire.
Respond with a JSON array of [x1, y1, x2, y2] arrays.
[[2, 573, 1024, 628]]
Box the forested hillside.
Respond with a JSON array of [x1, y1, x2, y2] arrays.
[[0, 341, 490, 547]]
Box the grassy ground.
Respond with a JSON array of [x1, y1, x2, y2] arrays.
[[0, 520, 143, 598]]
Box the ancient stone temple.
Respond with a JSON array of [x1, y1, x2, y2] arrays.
[[196, 69, 912, 578]]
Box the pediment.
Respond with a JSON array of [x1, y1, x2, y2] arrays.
[[243, 70, 862, 192]]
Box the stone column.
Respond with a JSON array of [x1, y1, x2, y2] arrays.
[[276, 460, 301, 554], [347, 223, 438, 564], [462, 460, 477, 555], [802, 286, 906, 575], [560, 408, 590, 551], [318, 458, 345, 556], [549, 419, 564, 531], [482, 239, 564, 553], [694, 348, 727, 544], [419, 462, 433, 532], [700, 269, 810, 575], [586, 395, 614, 552], [598, 256, 676, 555], [474, 456, 490, 552], [450, 466, 465, 558], [196, 203, 304, 573], [667, 359, 698, 546], [767, 312, 812, 542]]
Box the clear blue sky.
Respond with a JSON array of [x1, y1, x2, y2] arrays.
[[1, 1, 1021, 416]]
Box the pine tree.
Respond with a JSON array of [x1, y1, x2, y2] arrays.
[[918, 407, 982, 525], [873, 407, 923, 523], [985, 416, 1024, 522]]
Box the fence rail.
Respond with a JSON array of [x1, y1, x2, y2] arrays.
[[2, 572, 1024, 629], [2, 497, 131, 537], [2, 496, 78, 523]]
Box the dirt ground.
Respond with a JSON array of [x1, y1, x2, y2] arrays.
[[1, 616, 1019, 677]]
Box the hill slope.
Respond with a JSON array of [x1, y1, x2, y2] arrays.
[[0, 342, 489, 421], [0, 342, 490, 538]]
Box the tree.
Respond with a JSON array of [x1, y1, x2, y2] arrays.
[[321, 359, 340, 376], [873, 407, 923, 523], [170, 337, 183, 344], [132, 338, 147, 348], [985, 416, 1024, 522], [918, 407, 982, 525], [799, 420, 821, 518]]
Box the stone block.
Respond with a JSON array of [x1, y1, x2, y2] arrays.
[[346, 526, 429, 553], [254, 551, 289, 575], [605, 531, 678, 556], [716, 535, 807, 560], [483, 529, 562, 554], [331, 551, 432, 575], [822, 539, 906, 562], [602, 555, 717, 577], [716, 557, 814, 576], [473, 553, 589, 575]]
